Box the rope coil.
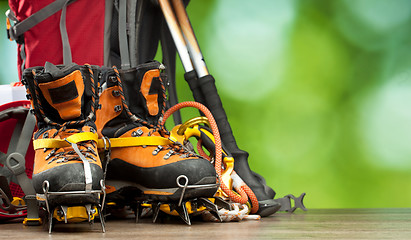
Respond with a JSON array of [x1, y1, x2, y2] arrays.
[[161, 101, 259, 213]]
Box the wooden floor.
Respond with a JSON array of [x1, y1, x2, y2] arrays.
[[1, 208, 410, 239]]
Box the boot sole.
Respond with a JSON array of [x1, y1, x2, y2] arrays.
[[106, 177, 218, 203]]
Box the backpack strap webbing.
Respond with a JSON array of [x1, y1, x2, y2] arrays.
[[6, 0, 76, 42]]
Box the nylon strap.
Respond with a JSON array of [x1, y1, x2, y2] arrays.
[[118, 0, 131, 69], [97, 136, 172, 149], [33, 133, 172, 150], [15, 109, 37, 157], [60, 0, 73, 65], [104, 0, 114, 66], [66, 140, 92, 192], [127, 0, 138, 68], [33, 132, 98, 150], [20, 43, 27, 76], [7, 0, 76, 40]]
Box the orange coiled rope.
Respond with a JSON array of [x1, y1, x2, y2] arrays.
[[161, 101, 259, 213], [197, 140, 258, 214]]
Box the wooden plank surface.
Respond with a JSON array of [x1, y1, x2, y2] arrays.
[[1, 208, 410, 239]]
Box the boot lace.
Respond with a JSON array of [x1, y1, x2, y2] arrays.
[[44, 128, 98, 164]]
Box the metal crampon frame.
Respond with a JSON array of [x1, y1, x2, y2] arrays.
[[134, 174, 228, 225], [40, 179, 106, 233]]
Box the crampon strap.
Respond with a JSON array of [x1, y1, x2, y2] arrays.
[[97, 137, 172, 149], [33, 132, 173, 150], [33, 132, 98, 150]]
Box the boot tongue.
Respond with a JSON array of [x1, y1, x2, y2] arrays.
[[44, 62, 77, 79], [44, 61, 60, 75], [37, 62, 85, 121]]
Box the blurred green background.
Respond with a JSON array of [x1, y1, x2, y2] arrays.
[[1, 0, 411, 209]]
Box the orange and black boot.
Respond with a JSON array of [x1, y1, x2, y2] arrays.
[[96, 61, 219, 224], [22, 62, 105, 232]]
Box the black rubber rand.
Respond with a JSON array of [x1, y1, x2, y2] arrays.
[[106, 157, 218, 202]]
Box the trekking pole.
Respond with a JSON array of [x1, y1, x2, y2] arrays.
[[170, 0, 208, 77], [158, 0, 206, 106], [158, 0, 193, 73], [161, 0, 281, 216], [170, 0, 242, 151]]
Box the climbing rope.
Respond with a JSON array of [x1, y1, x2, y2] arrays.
[[161, 101, 259, 213]]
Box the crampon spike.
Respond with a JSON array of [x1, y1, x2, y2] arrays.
[[85, 204, 92, 222], [152, 202, 162, 223], [214, 197, 232, 211], [48, 211, 54, 234], [60, 205, 68, 224], [174, 201, 191, 225], [97, 207, 106, 233], [135, 201, 142, 223], [197, 198, 222, 222]]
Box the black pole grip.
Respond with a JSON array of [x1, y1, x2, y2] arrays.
[[184, 70, 205, 104], [197, 75, 238, 151]]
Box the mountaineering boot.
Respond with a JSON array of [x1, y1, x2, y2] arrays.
[[96, 61, 218, 206], [22, 62, 105, 230]]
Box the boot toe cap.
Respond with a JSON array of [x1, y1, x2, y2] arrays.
[[33, 162, 104, 193]]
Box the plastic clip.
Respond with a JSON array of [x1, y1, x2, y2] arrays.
[[275, 193, 307, 213]]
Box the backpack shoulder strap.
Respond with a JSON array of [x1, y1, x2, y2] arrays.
[[7, 0, 76, 42]]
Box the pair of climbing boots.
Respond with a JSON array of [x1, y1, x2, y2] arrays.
[[22, 61, 219, 232]]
